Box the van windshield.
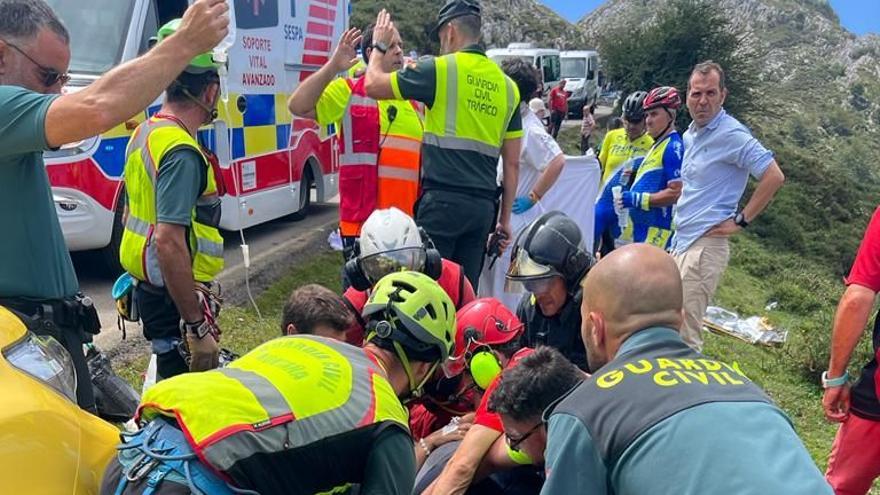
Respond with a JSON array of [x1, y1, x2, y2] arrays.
[[561, 58, 586, 79], [45, 0, 135, 75], [490, 54, 536, 67]]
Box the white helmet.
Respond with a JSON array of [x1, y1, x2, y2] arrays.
[[358, 208, 427, 284]]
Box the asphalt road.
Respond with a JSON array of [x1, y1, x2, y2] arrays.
[[75, 202, 338, 350]]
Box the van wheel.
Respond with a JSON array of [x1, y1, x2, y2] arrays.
[[289, 168, 313, 221], [99, 186, 126, 276]]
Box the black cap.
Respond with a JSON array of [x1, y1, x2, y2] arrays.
[[431, 0, 481, 40]]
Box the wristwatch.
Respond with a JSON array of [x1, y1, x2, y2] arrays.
[[821, 371, 849, 389], [180, 319, 209, 339], [372, 42, 388, 54], [734, 211, 750, 228]]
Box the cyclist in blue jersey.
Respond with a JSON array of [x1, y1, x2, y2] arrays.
[[617, 86, 684, 250], [593, 91, 653, 255]]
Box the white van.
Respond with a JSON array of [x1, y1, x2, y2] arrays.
[[561, 50, 600, 117], [486, 43, 561, 92], [43, 0, 347, 270]]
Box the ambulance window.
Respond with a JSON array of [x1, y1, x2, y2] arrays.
[[44, 0, 135, 74], [139, 2, 159, 54], [157, 0, 189, 26]]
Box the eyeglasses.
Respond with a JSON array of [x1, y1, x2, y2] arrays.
[[504, 422, 543, 451], [4, 41, 70, 87]]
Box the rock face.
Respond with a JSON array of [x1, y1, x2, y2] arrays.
[[481, 0, 589, 49], [576, 0, 880, 131]]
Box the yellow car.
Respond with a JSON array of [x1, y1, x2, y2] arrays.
[[0, 306, 119, 494]]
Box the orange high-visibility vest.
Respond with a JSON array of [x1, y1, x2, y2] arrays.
[[338, 77, 423, 237]]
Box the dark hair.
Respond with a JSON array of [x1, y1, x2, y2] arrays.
[[488, 346, 583, 422], [690, 60, 726, 92], [280, 284, 354, 336], [166, 71, 219, 104], [607, 116, 624, 130], [501, 58, 540, 104], [0, 0, 68, 43], [451, 15, 481, 40], [360, 23, 374, 65]]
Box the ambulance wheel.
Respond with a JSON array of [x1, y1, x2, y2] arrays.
[[100, 186, 126, 276], [289, 168, 313, 221]]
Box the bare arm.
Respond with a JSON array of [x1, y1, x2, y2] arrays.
[[648, 180, 682, 207], [706, 160, 784, 237], [288, 28, 362, 119], [530, 153, 564, 199], [154, 223, 202, 323], [472, 435, 523, 481], [363, 10, 397, 100], [828, 284, 875, 377], [423, 425, 501, 495], [741, 160, 785, 222], [44, 0, 228, 147], [497, 137, 521, 246], [822, 284, 875, 422]]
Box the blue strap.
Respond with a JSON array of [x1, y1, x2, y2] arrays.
[[113, 471, 129, 495], [143, 462, 174, 495]]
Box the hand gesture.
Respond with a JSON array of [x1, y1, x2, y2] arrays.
[[705, 218, 741, 237], [178, 0, 230, 55], [330, 27, 363, 73], [373, 9, 396, 48]]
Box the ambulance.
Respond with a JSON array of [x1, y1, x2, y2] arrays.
[[43, 0, 348, 270]]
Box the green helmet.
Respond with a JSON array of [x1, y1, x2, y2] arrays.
[[363, 271, 456, 365], [156, 19, 220, 74]]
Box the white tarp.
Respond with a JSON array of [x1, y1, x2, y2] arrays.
[[478, 152, 601, 312]]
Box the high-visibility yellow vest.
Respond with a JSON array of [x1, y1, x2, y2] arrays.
[[138, 335, 410, 473], [119, 116, 224, 285], [424, 51, 519, 161]]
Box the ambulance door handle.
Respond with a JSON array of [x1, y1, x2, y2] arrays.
[[236, 95, 247, 114]]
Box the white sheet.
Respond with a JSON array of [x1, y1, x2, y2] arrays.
[[478, 152, 601, 312]]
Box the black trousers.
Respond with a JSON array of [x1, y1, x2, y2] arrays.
[[135, 284, 188, 380], [415, 189, 495, 290]]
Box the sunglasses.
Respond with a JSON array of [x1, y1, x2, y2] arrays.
[[5, 41, 70, 87], [504, 421, 543, 451]]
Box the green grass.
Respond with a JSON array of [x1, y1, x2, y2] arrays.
[[116, 250, 345, 390]]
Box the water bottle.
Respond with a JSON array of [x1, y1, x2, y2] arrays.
[[612, 186, 628, 232], [620, 158, 634, 186], [213, 0, 237, 103]]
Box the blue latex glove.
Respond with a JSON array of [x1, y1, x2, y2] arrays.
[[512, 195, 536, 214]]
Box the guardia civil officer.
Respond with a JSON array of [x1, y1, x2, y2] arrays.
[[364, 1, 523, 290], [541, 244, 832, 494]]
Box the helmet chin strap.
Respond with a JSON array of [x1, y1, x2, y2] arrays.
[[182, 87, 219, 124], [392, 340, 439, 404]]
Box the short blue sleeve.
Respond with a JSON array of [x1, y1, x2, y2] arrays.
[[662, 135, 684, 184]]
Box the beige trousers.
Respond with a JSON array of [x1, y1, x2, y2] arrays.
[[673, 236, 730, 351]]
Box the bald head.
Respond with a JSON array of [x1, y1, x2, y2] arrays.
[[583, 244, 683, 340]]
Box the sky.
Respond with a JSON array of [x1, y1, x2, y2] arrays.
[[539, 0, 879, 35]]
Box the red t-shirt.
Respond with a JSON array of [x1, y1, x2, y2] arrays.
[[847, 207, 880, 292], [845, 207, 880, 418], [548, 87, 568, 113], [342, 258, 475, 345], [473, 348, 535, 432]]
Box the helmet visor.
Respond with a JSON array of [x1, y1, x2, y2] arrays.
[[505, 247, 559, 293], [360, 248, 427, 285]]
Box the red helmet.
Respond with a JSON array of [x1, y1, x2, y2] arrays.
[[446, 298, 523, 377], [643, 86, 681, 111]]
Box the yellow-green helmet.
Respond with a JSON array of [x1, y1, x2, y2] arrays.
[[156, 19, 221, 74], [363, 271, 456, 365]]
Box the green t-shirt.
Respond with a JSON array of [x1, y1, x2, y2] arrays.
[[0, 85, 78, 299], [156, 146, 206, 226], [391, 46, 523, 195]]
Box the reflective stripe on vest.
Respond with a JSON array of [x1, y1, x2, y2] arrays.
[[138, 335, 409, 473], [338, 77, 380, 232], [424, 52, 519, 158], [119, 117, 225, 285]]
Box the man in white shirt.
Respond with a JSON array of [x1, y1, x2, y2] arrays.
[[481, 58, 565, 310]]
